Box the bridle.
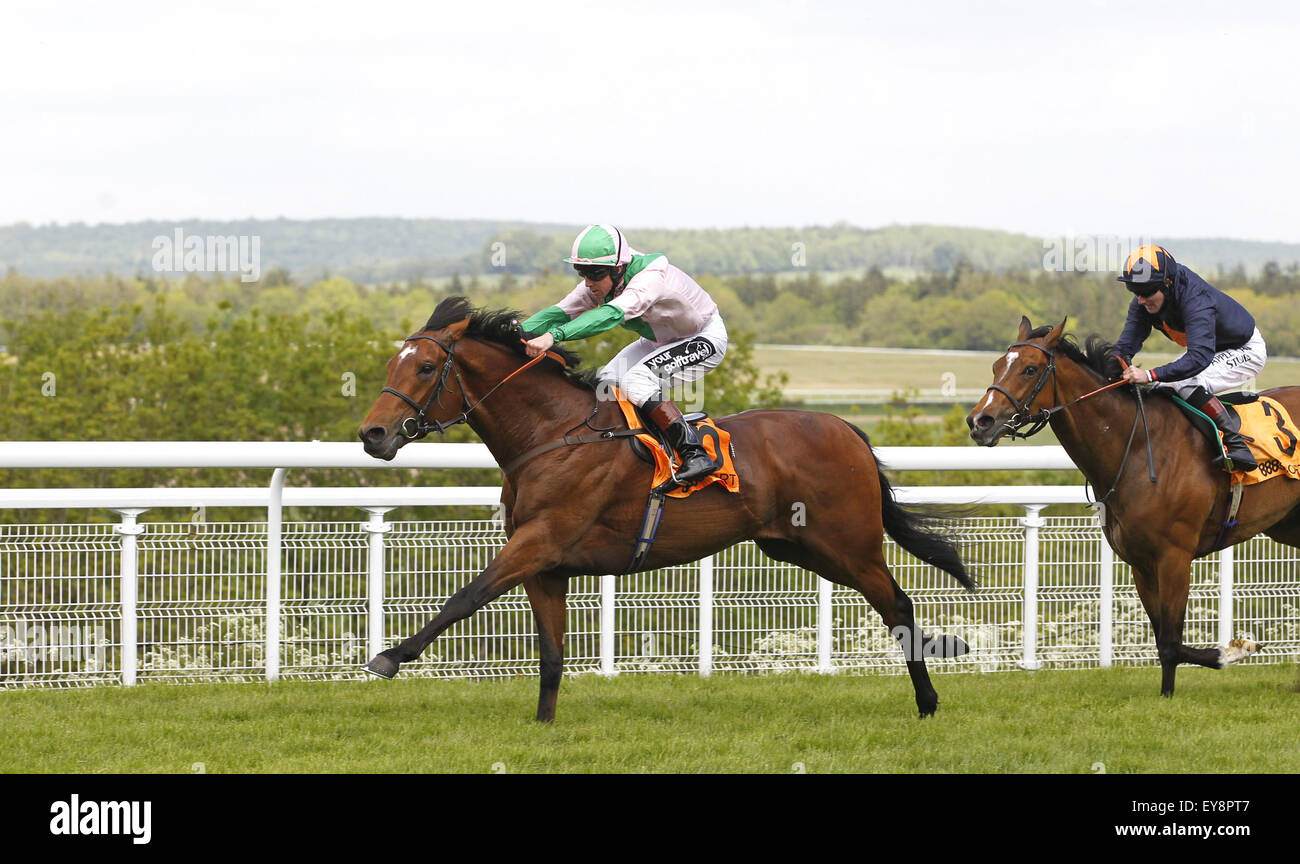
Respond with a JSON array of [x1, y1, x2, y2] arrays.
[[381, 331, 565, 440], [982, 341, 1059, 440], [981, 339, 1157, 503], [381, 334, 468, 439]]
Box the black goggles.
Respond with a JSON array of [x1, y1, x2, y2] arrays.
[[1125, 281, 1163, 298], [574, 264, 615, 282]]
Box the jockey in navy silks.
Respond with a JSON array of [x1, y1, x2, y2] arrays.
[[1114, 244, 1266, 471]]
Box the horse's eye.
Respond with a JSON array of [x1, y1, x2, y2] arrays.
[[419, 363, 435, 375], [1023, 365, 1037, 376]]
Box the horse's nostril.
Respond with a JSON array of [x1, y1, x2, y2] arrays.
[[362, 426, 386, 443]]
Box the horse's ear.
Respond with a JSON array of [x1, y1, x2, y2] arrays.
[[1018, 315, 1033, 341], [442, 317, 471, 339], [1045, 316, 1068, 346]]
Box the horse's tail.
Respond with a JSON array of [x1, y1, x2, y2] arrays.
[[845, 422, 977, 592]]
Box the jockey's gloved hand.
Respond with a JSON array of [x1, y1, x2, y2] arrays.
[[1120, 364, 1155, 386]]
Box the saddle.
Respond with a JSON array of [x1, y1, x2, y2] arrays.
[[1167, 390, 1254, 452], [1168, 391, 1300, 484], [613, 392, 739, 498]]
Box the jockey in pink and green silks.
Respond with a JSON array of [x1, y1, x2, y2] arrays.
[[521, 224, 728, 485]]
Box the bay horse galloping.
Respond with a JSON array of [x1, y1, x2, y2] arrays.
[[968, 316, 1300, 696], [358, 297, 975, 720]]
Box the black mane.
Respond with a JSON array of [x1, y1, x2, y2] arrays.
[[1026, 324, 1128, 391], [421, 296, 599, 390]]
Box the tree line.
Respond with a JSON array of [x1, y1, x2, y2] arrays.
[[5, 258, 1299, 355]]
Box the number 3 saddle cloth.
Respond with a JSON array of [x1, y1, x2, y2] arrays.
[[1228, 396, 1300, 485]]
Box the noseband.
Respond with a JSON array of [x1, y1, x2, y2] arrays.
[[982, 341, 1058, 440]]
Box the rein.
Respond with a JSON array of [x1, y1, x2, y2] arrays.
[[983, 341, 1158, 503], [383, 329, 645, 477], [382, 332, 568, 440]]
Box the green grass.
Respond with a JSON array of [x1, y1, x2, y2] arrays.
[[3, 665, 1297, 773]]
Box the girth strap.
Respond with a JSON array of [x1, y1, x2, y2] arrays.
[[1213, 480, 1246, 549], [628, 487, 669, 572]]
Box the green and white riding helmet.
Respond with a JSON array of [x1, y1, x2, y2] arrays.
[[563, 224, 633, 270]]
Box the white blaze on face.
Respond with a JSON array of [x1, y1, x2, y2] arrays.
[[981, 350, 1021, 411], [399, 345, 417, 361]]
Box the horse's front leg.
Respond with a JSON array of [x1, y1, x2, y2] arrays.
[[364, 522, 565, 679], [523, 570, 569, 722]]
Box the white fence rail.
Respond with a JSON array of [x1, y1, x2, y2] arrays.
[[1, 443, 1297, 688]]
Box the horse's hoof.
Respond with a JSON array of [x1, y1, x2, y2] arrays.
[[1219, 638, 1262, 667], [364, 654, 400, 679]]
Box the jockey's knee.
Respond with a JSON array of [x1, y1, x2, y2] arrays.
[[621, 369, 664, 406]]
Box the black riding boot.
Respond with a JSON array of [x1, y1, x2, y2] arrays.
[[644, 398, 716, 485], [1188, 387, 1257, 471]]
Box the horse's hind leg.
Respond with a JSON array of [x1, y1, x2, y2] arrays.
[[757, 538, 944, 718], [882, 572, 941, 718], [1149, 553, 1230, 696], [523, 571, 568, 723]]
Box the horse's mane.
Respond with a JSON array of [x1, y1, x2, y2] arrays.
[[1026, 324, 1130, 397], [422, 296, 601, 390]]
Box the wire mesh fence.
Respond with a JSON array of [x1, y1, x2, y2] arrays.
[[2, 513, 1297, 689]]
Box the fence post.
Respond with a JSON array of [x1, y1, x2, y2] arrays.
[[1097, 504, 1113, 668], [817, 577, 834, 674], [699, 555, 713, 677], [267, 468, 286, 682], [113, 508, 146, 687], [362, 507, 394, 662], [600, 573, 617, 676], [1020, 504, 1045, 671], [1218, 546, 1234, 646]]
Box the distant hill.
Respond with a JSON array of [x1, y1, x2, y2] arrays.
[[2, 217, 1296, 281], [0, 217, 579, 282]]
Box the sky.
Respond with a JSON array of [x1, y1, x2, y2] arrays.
[[2, 0, 1298, 241]]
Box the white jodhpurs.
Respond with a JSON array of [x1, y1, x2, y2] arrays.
[[597, 313, 728, 408], [1159, 327, 1267, 398]]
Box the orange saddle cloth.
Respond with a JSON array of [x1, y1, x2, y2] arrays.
[[613, 390, 740, 498], [1231, 396, 1300, 485]]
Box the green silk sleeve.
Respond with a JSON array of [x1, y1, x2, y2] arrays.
[[548, 304, 626, 342], [520, 306, 570, 336]]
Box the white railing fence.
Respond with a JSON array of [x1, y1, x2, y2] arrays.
[[1, 443, 1297, 688]]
